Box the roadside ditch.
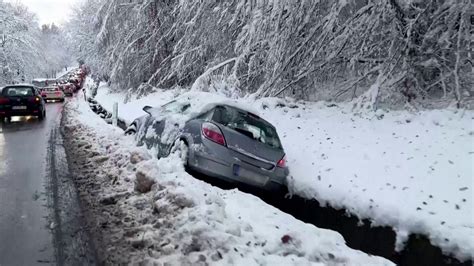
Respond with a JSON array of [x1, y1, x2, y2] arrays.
[[84, 97, 472, 266]]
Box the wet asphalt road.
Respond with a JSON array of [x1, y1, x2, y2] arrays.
[[0, 103, 62, 265], [0, 102, 95, 266]]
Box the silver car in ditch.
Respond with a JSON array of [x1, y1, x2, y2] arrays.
[[125, 100, 289, 192]]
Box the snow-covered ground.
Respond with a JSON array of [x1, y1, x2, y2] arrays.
[[91, 84, 473, 261], [66, 96, 391, 265]]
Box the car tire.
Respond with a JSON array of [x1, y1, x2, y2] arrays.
[[38, 110, 45, 121], [124, 124, 136, 135], [124, 129, 136, 135]]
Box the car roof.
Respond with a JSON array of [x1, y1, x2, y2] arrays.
[[32, 78, 56, 82], [2, 84, 37, 90], [1, 84, 37, 93], [202, 102, 258, 117]]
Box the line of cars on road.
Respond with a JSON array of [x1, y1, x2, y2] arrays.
[[33, 68, 87, 102], [0, 68, 87, 123]]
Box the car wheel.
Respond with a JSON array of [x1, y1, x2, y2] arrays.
[[124, 124, 136, 135], [170, 139, 189, 166], [125, 129, 136, 135], [38, 110, 45, 121]]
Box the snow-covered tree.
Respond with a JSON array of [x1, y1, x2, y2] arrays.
[[67, 0, 472, 108], [0, 1, 73, 86], [40, 23, 72, 78]]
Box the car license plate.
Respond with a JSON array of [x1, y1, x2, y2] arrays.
[[233, 164, 268, 185], [12, 106, 27, 110]]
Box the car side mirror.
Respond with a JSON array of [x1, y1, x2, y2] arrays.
[[143, 105, 152, 114]]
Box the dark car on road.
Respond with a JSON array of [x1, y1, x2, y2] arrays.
[[0, 85, 46, 122], [125, 100, 289, 192]]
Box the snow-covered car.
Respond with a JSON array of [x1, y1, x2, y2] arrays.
[[125, 100, 289, 192]]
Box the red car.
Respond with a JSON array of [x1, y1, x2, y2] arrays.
[[0, 85, 46, 122], [60, 83, 74, 96]]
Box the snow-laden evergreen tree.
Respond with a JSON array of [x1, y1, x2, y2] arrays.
[[68, 0, 473, 108]]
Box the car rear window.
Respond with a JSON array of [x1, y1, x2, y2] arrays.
[[161, 100, 191, 113], [212, 106, 282, 149], [2, 87, 34, 97]]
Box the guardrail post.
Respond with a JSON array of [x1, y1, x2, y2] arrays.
[[112, 102, 118, 127]]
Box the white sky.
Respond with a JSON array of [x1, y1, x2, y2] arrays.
[[5, 0, 79, 26]]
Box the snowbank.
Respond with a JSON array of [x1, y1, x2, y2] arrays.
[[94, 87, 474, 261], [258, 100, 474, 260], [66, 97, 391, 265]]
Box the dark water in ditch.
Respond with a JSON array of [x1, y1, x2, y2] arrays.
[[88, 98, 472, 266], [190, 174, 472, 266]]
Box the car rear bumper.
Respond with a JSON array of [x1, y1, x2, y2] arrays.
[[0, 108, 42, 117], [188, 139, 288, 191], [44, 96, 65, 101]]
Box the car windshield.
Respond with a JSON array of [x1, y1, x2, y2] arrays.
[[2, 87, 34, 97], [212, 106, 282, 149]]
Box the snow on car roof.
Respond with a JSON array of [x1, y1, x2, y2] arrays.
[[32, 78, 56, 82], [168, 91, 260, 116], [3, 83, 35, 87]]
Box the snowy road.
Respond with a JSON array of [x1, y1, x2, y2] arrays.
[[0, 102, 95, 265]]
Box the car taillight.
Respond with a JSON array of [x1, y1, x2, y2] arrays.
[[29, 96, 41, 103], [202, 122, 226, 146], [277, 155, 287, 168], [0, 97, 9, 104]]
